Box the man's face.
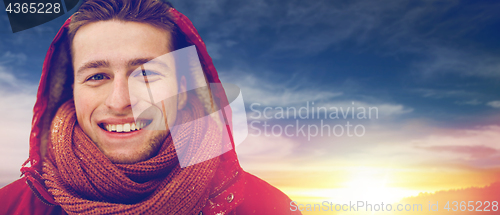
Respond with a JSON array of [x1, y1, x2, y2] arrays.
[[72, 20, 186, 164]]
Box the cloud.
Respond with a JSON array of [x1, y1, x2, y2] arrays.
[[422, 145, 498, 159], [0, 52, 27, 65], [408, 125, 500, 167], [220, 69, 343, 106], [316, 101, 413, 119], [0, 65, 36, 92], [411, 125, 500, 149], [173, 0, 500, 82], [0, 66, 36, 186], [487, 101, 500, 108], [219, 68, 413, 121], [455, 99, 482, 106], [414, 88, 476, 99], [288, 121, 500, 169], [414, 47, 500, 78], [0, 70, 17, 84], [175, 0, 403, 57], [205, 42, 222, 60]]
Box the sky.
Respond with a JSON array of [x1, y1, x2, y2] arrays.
[[1, 0, 500, 213]]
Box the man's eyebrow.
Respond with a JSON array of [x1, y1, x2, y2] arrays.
[[128, 58, 153, 67], [128, 57, 170, 69], [76, 60, 110, 75]]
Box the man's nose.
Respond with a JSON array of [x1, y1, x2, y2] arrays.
[[105, 75, 136, 112]]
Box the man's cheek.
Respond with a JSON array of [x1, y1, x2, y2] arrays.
[[74, 94, 95, 124], [149, 84, 177, 105]]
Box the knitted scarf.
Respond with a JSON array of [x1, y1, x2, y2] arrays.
[[42, 97, 222, 214]]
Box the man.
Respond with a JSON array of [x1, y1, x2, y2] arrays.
[[0, 0, 300, 214]]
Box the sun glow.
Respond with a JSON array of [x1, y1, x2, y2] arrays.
[[336, 166, 403, 203], [282, 166, 424, 207]]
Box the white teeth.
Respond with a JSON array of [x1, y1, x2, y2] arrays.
[[116, 124, 123, 132], [104, 122, 144, 132], [123, 123, 130, 132]]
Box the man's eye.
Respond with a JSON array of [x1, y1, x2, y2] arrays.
[[140, 70, 157, 77], [88, 74, 106, 81]]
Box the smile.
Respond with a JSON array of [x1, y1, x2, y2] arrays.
[[98, 120, 152, 133]]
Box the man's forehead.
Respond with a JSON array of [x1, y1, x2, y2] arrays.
[[72, 20, 174, 73], [72, 21, 173, 56]]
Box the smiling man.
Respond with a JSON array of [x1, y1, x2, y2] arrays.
[[0, 0, 300, 214], [71, 20, 185, 164]]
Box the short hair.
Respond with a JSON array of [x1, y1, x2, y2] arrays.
[[68, 0, 187, 55]]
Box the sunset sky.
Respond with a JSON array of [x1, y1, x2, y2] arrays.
[[1, 0, 500, 214]]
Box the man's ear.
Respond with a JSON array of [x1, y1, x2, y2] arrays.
[[177, 76, 187, 110]]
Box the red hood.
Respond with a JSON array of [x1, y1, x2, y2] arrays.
[[21, 6, 239, 205]]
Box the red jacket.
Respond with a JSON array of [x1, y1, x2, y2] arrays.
[[0, 5, 301, 215], [0, 172, 297, 214]]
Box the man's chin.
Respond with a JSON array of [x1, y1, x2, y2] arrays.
[[104, 150, 155, 164], [86, 123, 168, 163], [96, 133, 168, 164]]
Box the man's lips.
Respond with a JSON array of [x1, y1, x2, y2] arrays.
[[97, 118, 153, 133]]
